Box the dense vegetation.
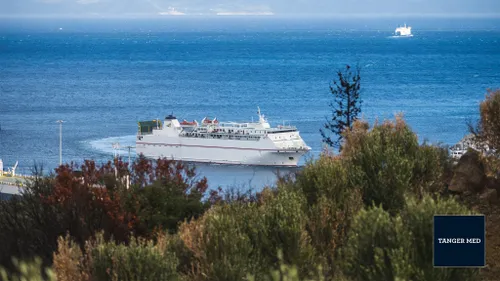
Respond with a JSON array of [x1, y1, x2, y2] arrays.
[[0, 89, 499, 281], [469, 89, 500, 175]]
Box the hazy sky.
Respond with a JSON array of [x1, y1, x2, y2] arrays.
[[1, 0, 500, 17]]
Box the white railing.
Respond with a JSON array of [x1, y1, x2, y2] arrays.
[[0, 180, 24, 187]]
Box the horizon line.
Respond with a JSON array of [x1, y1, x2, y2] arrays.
[[1, 12, 500, 19]]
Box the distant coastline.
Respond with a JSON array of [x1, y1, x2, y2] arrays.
[[215, 12, 274, 16]]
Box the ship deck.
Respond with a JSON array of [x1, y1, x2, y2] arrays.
[[0, 176, 26, 198]]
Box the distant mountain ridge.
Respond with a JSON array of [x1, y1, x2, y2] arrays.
[[1, 0, 274, 16]]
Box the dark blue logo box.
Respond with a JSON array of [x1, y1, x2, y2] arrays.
[[433, 215, 485, 267]]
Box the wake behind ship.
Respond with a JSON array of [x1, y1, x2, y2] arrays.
[[136, 108, 311, 166]]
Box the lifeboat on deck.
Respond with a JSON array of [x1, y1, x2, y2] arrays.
[[180, 119, 198, 126], [201, 117, 219, 125]]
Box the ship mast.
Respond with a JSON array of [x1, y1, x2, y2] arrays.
[[257, 106, 266, 124]]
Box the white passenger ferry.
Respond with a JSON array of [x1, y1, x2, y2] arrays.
[[394, 24, 413, 37], [135, 108, 311, 166]]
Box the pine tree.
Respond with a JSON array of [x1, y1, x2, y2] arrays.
[[320, 64, 362, 150]]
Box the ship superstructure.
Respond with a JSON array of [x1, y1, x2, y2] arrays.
[[136, 107, 311, 166], [450, 134, 495, 159], [395, 24, 412, 37]]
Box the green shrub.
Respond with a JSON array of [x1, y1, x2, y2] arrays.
[[248, 250, 327, 281], [90, 234, 179, 281], [469, 89, 500, 154], [342, 117, 448, 214], [179, 187, 318, 281], [180, 204, 261, 281], [412, 142, 450, 197], [294, 155, 360, 207], [402, 196, 479, 281], [134, 180, 209, 235], [342, 205, 412, 281], [343, 195, 480, 281], [156, 232, 194, 277], [0, 257, 56, 281], [292, 155, 363, 278], [259, 187, 318, 277], [260, 187, 307, 257]]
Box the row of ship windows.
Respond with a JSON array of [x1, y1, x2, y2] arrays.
[[196, 129, 266, 134], [178, 134, 295, 140], [141, 135, 297, 145], [271, 135, 297, 140], [145, 144, 175, 147], [185, 134, 262, 139], [184, 130, 296, 137]]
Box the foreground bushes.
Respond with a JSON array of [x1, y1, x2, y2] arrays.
[[172, 114, 479, 281], [0, 115, 485, 281], [290, 155, 363, 278], [51, 233, 179, 281], [343, 195, 478, 281], [469, 89, 500, 176], [0, 258, 55, 281], [179, 186, 317, 281], [470, 89, 500, 154], [342, 116, 449, 214], [91, 235, 178, 281], [0, 157, 212, 272]]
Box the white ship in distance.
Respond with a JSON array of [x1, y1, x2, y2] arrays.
[[394, 23, 413, 37], [135, 107, 311, 166]]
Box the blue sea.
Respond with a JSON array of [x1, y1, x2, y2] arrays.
[[1, 17, 499, 189]]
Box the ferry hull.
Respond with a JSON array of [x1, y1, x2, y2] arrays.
[[136, 141, 308, 166]]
